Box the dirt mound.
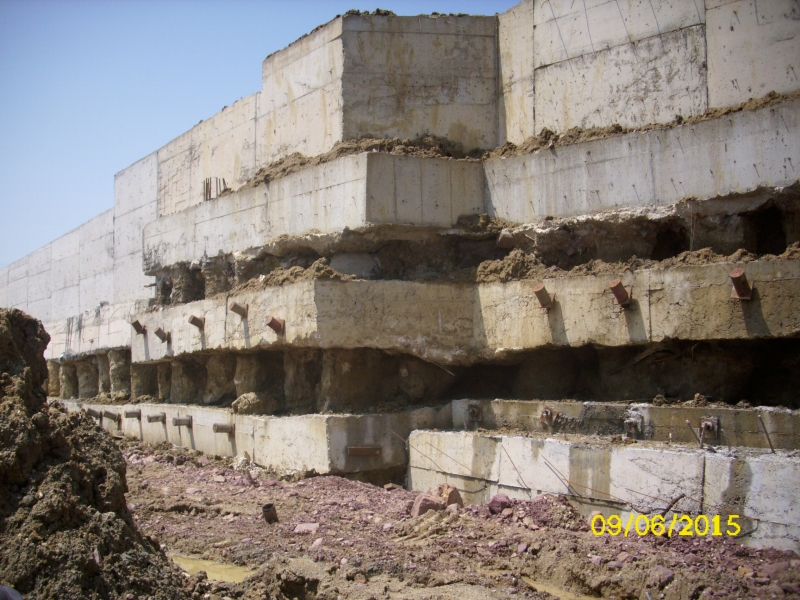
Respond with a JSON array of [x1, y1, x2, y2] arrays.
[[228, 257, 356, 294], [0, 309, 190, 600]]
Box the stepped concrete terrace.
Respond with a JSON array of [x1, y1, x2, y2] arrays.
[[2, 0, 799, 552]]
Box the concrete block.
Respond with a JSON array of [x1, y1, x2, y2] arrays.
[[707, 0, 800, 108], [486, 97, 800, 222], [114, 200, 157, 259], [158, 94, 258, 217], [533, 0, 704, 68], [6, 272, 27, 310], [50, 286, 79, 322], [78, 271, 113, 313], [27, 244, 52, 276], [7, 257, 28, 283], [498, 0, 534, 144], [113, 252, 154, 305], [50, 227, 80, 262], [535, 26, 707, 132], [114, 152, 157, 215]]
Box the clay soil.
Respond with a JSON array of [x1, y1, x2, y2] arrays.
[[122, 441, 800, 600]]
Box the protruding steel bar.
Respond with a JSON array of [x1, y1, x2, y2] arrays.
[[758, 413, 775, 453], [229, 302, 248, 318], [533, 283, 555, 309], [154, 327, 170, 343], [213, 423, 235, 434], [124, 410, 141, 419], [609, 279, 631, 306], [266, 316, 284, 334], [729, 268, 753, 300], [147, 412, 166, 423], [103, 410, 121, 424], [173, 416, 192, 428], [685, 420, 703, 447], [188, 315, 205, 329], [131, 320, 146, 335]]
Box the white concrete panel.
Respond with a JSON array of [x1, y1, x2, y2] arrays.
[[7, 257, 28, 283], [535, 26, 708, 132], [6, 276, 27, 310], [707, 0, 800, 108], [26, 297, 51, 324], [533, 0, 704, 68], [28, 245, 52, 275], [0, 267, 8, 308], [50, 253, 81, 294], [50, 285, 79, 321], [115, 152, 157, 215], [158, 95, 258, 217], [498, 0, 534, 144], [79, 271, 113, 313], [114, 200, 157, 259], [27, 269, 52, 303], [113, 252, 154, 304], [50, 227, 80, 262], [79, 215, 115, 280], [486, 97, 800, 222]]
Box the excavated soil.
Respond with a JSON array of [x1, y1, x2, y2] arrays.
[[484, 90, 800, 159], [120, 441, 800, 600], [475, 244, 799, 284], [0, 308, 190, 600], [227, 257, 356, 295]]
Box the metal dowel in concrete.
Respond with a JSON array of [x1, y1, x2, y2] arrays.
[[266, 316, 284, 334], [173, 416, 192, 428], [153, 327, 170, 343], [213, 423, 235, 435], [730, 268, 753, 300], [533, 283, 555, 309], [147, 412, 166, 423], [103, 410, 121, 424], [229, 302, 248, 318], [188, 315, 205, 329], [131, 320, 146, 335], [85, 408, 100, 419], [124, 410, 141, 419], [609, 279, 631, 306], [758, 414, 775, 453], [685, 420, 703, 447]]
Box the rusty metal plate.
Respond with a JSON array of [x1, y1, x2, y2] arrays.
[[347, 446, 382, 457]]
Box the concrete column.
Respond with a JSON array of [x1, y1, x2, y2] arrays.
[[97, 353, 111, 394], [47, 361, 60, 398], [59, 363, 78, 399], [75, 359, 99, 399], [108, 349, 131, 399], [157, 362, 172, 402], [131, 363, 158, 398], [170, 359, 206, 404], [203, 354, 236, 405]]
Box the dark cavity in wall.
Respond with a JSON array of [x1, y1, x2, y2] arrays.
[[742, 205, 787, 255]]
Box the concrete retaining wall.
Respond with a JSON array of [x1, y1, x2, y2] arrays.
[[451, 399, 800, 451], [130, 258, 800, 364], [142, 153, 485, 272], [486, 97, 800, 223], [408, 430, 800, 551], [61, 399, 451, 477]]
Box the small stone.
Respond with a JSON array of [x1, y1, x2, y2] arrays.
[[617, 551, 632, 563], [488, 493, 511, 514], [213, 475, 226, 483], [384, 483, 401, 491], [435, 483, 463, 507], [293, 523, 320, 534], [185, 487, 201, 495], [410, 493, 445, 517], [606, 561, 623, 569], [311, 538, 323, 549], [762, 562, 790, 577], [649, 565, 675, 589], [382, 522, 393, 531], [517, 543, 528, 554], [501, 507, 514, 517], [445, 503, 460, 514]]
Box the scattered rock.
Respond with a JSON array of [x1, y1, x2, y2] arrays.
[[435, 483, 463, 507], [231, 391, 279, 415], [488, 493, 511, 514], [410, 494, 446, 517], [649, 565, 675, 589], [293, 523, 320, 534]]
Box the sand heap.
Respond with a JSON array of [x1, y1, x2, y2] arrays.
[[0, 308, 189, 600]]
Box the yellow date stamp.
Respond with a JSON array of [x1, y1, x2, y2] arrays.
[[591, 514, 742, 537]]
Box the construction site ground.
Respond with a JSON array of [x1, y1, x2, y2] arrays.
[[123, 441, 800, 600]]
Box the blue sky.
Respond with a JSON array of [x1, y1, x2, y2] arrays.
[[0, 0, 518, 268]]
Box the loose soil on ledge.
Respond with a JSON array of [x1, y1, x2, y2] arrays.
[[122, 441, 800, 600]]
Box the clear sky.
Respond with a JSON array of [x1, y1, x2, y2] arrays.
[[0, 0, 518, 268]]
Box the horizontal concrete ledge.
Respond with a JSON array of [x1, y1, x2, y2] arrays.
[[130, 257, 800, 364], [408, 430, 800, 551], [142, 152, 485, 273], [486, 97, 800, 223], [60, 400, 451, 477], [452, 399, 800, 451]]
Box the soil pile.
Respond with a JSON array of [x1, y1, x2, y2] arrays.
[[0, 308, 190, 600]]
